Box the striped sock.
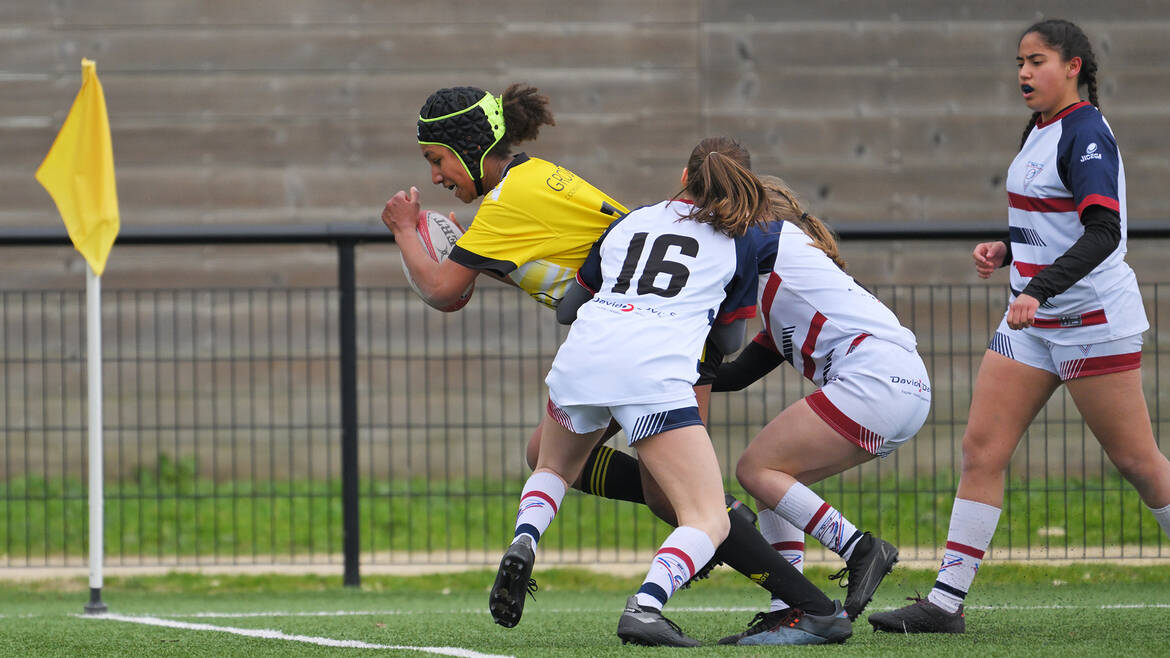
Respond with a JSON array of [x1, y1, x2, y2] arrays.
[[928, 497, 1001, 614], [513, 471, 566, 548], [776, 482, 864, 560], [759, 508, 805, 612], [635, 526, 714, 611], [1150, 501, 1170, 540]]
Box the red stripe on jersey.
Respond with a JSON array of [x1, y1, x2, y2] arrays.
[[1035, 101, 1091, 128], [759, 272, 782, 337], [522, 489, 559, 515], [945, 540, 985, 559], [1031, 308, 1107, 329], [1008, 192, 1076, 213], [716, 304, 756, 324], [803, 502, 831, 535], [753, 330, 780, 353], [1061, 351, 1140, 380], [806, 390, 885, 454], [575, 270, 597, 295], [1013, 261, 1048, 277], [847, 333, 870, 354], [800, 312, 828, 380], [774, 541, 805, 552], [1078, 194, 1120, 215], [657, 546, 696, 577]]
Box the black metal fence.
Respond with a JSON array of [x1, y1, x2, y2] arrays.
[[2, 225, 1168, 582]]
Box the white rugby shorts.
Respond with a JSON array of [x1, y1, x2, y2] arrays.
[[547, 391, 703, 445], [806, 336, 931, 457], [988, 317, 1143, 381]]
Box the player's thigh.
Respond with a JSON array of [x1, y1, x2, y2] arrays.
[[961, 349, 1059, 470], [1066, 367, 1159, 468], [739, 400, 871, 485], [635, 425, 727, 537], [535, 408, 607, 483]]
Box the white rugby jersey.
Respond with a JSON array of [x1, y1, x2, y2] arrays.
[[546, 199, 757, 406], [1005, 102, 1147, 343], [756, 221, 917, 387]]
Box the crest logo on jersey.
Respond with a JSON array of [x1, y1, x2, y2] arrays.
[[1081, 142, 1103, 163], [1023, 161, 1044, 186]]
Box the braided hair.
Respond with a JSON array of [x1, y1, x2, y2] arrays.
[[1018, 19, 1100, 149]]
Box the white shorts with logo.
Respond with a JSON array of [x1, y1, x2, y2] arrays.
[[806, 337, 931, 458], [547, 389, 703, 446], [988, 317, 1143, 381]]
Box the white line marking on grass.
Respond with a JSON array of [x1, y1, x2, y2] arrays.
[[90, 613, 513, 658], [182, 610, 416, 618]]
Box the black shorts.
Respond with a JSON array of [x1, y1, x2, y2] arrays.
[[695, 336, 726, 387]]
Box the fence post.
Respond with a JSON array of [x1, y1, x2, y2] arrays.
[[338, 239, 360, 587]]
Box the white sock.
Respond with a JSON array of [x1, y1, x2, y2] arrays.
[[775, 482, 864, 560], [635, 526, 714, 611], [1149, 501, 1170, 539], [759, 508, 804, 612], [928, 497, 1001, 614], [513, 471, 566, 548]]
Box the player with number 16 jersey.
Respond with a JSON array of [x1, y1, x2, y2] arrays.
[[546, 198, 758, 409]]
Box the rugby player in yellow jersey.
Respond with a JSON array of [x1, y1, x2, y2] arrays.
[[382, 88, 839, 638], [383, 84, 625, 311]]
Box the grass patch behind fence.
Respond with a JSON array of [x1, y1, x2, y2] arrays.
[[2, 458, 1166, 562]]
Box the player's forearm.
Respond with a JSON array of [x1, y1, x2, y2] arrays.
[[711, 340, 782, 392]]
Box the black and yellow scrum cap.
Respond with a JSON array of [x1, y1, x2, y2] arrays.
[[417, 86, 506, 197]]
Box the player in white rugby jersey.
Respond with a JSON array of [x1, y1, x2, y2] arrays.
[[709, 175, 930, 645], [489, 137, 851, 647], [871, 19, 1170, 634]]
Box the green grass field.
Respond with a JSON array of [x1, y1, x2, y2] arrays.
[[2, 564, 1168, 656]]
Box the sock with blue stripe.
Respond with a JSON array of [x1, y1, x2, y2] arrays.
[[928, 497, 1000, 614], [513, 471, 566, 549], [776, 482, 863, 560], [635, 526, 713, 611]]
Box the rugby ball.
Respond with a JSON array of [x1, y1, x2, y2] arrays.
[[400, 209, 475, 312]]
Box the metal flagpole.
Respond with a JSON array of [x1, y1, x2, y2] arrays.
[[84, 265, 107, 614]]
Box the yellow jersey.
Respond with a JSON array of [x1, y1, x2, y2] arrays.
[[448, 154, 627, 309]]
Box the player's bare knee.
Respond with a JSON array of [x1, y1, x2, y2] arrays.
[[1109, 451, 1161, 489], [734, 458, 764, 496], [961, 434, 1012, 477]]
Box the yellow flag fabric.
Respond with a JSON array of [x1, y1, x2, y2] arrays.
[[35, 58, 120, 276]]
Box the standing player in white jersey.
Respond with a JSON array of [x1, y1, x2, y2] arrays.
[[710, 176, 930, 645], [489, 138, 851, 647], [871, 18, 1170, 634]]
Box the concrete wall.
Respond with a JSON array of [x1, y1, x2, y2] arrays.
[[2, 1, 1169, 289]]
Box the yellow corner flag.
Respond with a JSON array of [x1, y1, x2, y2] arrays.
[[35, 58, 120, 277]]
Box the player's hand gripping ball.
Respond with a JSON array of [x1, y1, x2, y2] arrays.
[[401, 210, 475, 312]]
